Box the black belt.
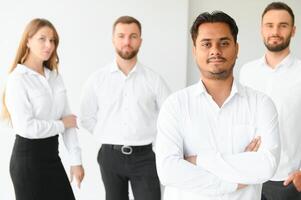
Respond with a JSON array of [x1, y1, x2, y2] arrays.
[[102, 144, 152, 155]]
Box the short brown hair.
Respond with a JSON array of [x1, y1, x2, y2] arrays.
[[262, 2, 295, 25], [113, 16, 142, 35]]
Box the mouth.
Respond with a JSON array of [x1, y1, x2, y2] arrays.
[[268, 37, 283, 43], [43, 51, 51, 55], [207, 57, 226, 64], [122, 46, 133, 51]]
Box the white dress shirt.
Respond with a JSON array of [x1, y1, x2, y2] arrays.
[[79, 61, 170, 145], [240, 54, 301, 181], [5, 64, 81, 165], [156, 80, 280, 200]]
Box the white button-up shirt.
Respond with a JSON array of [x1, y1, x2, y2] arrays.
[[79, 61, 170, 145], [5, 64, 81, 165], [240, 54, 301, 181], [156, 80, 280, 200]]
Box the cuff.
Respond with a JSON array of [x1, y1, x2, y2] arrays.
[[55, 120, 65, 134], [219, 182, 237, 195], [69, 148, 82, 166]]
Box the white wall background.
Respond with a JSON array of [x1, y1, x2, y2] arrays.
[[0, 1, 188, 200], [1, 0, 301, 200], [187, 0, 301, 85]]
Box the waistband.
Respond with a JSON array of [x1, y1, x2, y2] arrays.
[[12, 134, 59, 157], [102, 144, 152, 155]]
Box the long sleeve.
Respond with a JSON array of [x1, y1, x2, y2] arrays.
[[155, 76, 171, 109], [196, 96, 280, 184], [156, 96, 237, 196], [59, 76, 82, 166], [6, 75, 65, 138], [79, 75, 99, 133]]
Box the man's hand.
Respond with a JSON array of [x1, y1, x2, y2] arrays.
[[244, 136, 261, 152], [284, 170, 301, 192], [70, 165, 85, 188], [184, 155, 197, 165], [237, 136, 261, 190]]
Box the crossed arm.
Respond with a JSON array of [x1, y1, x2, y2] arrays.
[[185, 136, 262, 189], [156, 95, 280, 195]]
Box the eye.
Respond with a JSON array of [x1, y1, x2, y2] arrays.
[[130, 34, 138, 39], [265, 24, 273, 28], [279, 24, 288, 28], [39, 37, 46, 41], [201, 42, 211, 48], [220, 41, 229, 47]]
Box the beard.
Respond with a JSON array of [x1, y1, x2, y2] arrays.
[[116, 46, 139, 60], [264, 35, 291, 52], [201, 57, 234, 80]]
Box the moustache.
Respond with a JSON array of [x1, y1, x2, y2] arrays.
[[122, 45, 133, 49], [206, 56, 227, 63], [268, 36, 283, 40]]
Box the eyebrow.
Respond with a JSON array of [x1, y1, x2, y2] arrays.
[[200, 37, 231, 42], [264, 22, 290, 25]]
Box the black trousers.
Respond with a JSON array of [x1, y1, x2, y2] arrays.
[[10, 135, 75, 200], [97, 144, 161, 200], [262, 180, 301, 200]]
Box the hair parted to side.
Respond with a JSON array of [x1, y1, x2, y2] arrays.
[[1, 18, 60, 121], [113, 16, 142, 35], [262, 2, 295, 25], [190, 11, 239, 46]]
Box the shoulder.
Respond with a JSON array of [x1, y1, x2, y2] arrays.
[[241, 85, 275, 107], [87, 64, 111, 83], [162, 84, 195, 108], [6, 69, 27, 89], [138, 63, 169, 88], [241, 58, 262, 73], [294, 57, 301, 65], [139, 63, 162, 79]]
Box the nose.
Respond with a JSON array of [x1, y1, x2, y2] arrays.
[[271, 26, 280, 36], [122, 36, 131, 46], [210, 44, 222, 56]]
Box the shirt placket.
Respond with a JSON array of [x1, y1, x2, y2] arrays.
[[203, 94, 221, 152]]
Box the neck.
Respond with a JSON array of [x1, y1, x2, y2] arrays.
[[24, 56, 45, 76], [202, 76, 234, 107], [116, 56, 137, 76], [265, 48, 290, 69]]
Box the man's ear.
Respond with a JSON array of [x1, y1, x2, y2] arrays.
[[292, 26, 296, 37], [192, 44, 196, 58]]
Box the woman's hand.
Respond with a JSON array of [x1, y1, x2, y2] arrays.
[[70, 165, 85, 188], [62, 115, 78, 129]]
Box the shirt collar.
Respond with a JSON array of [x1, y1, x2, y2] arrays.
[[14, 64, 52, 79], [193, 79, 245, 98], [261, 53, 295, 70], [110, 60, 141, 75]]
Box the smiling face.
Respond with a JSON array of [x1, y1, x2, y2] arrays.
[[193, 22, 239, 80], [26, 26, 56, 62], [261, 10, 295, 52], [112, 23, 142, 60]]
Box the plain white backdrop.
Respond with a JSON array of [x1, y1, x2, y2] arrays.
[[0, 0, 300, 199]]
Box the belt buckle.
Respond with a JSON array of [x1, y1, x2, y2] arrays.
[[121, 145, 133, 155]]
